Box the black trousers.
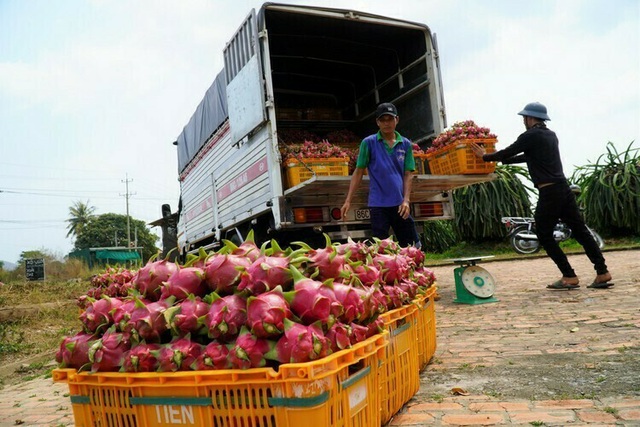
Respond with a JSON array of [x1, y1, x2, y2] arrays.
[[534, 183, 608, 277], [370, 206, 421, 248]]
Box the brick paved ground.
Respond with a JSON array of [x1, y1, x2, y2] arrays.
[[0, 250, 638, 426], [390, 249, 640, 426]]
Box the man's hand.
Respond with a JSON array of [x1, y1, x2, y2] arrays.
[[398, 201, 410, 219], [340, 201, 350, 221], [471, 142, 486, 158]]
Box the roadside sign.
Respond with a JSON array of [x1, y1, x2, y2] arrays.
[[25, 258, 45, 281]]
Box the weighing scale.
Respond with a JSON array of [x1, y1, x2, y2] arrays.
[[450, 256, 499, 304]]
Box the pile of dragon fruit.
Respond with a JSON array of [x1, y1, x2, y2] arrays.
[[56, 234, 436, 373]]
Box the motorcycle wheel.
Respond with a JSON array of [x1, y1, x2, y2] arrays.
[[588, 228, 605, 249], [510, 225, 541, 255]]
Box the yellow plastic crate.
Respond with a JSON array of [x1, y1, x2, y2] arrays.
[[53, 332, 387, 427], [414, 286, 437, 371], [413, 153, 430, 174], [284, 157, 349, 188], [378, 304, 420, 425], [426, 138, 497, 175]]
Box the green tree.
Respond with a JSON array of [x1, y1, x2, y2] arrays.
[[66, 200, 96, 238], [74, 213, 159, 261]]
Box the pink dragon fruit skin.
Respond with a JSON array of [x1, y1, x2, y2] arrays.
[[88, 330, 132, 372], [237, 255, 293, 295], [155, 337, 203, 372], [55, 332, 97, 370], [373, 253, 411, 285], [399, 245, 425, 267], [348, 322, 369, 345], [122, 343, 161, 372], [413, 267, 436, 287], [350, 261, 381, 287], [293, 234, 350, 281], [223, 230, 260, 263], [113, 297, 149, 332], [160, 266, 207, 301], [228, 327, 273, 369], [285, 266, 340, 326], [325, 322, 352, 353], [124, 297, 172, 343], [163, 295, 210, 337], [397, 279, 419, 300], [204, 294, 247, 342], [133, 259, 178, 301], [192, 341, 231, 370], [79, 296, 123, 334], [266, 319, 331, 364], [203, 253, 252, 294], [372, 237, 400, 254], [382, 285, 410, 309], [332, 283, 366, 324], [336, 237, 371, 262], [246, 286, 293, 338]]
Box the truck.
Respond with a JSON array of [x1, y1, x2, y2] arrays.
[[158, 3, 494, 257]]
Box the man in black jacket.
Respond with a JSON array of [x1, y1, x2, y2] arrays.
[[471, 102, 613, 290]]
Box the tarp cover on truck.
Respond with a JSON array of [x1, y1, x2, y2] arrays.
[[176, 70, 228, 173]]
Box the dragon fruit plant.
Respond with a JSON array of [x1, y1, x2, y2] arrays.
[[59, 233, 436, 372]]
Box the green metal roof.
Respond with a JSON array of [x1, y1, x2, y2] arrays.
[[95, 250, 141, 261]]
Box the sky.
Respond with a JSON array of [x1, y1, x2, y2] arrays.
[[1, 0, 638, 265]]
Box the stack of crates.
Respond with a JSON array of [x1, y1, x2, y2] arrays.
[[53, 332, 387, 427]]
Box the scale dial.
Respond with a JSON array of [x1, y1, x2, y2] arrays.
[[460, 265, 496, 298]]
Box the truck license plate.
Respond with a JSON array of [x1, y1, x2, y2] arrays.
[[355, 208, 370, 220]]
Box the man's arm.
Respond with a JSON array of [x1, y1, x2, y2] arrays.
[[399, 170, 413, 219], [341, 167, 365, 220]]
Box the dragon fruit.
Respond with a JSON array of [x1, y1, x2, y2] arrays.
[[399, 245, 425, 267], [160, 266, 206, 301], [192, 341, 231, 370], [55, 332, 96, 370], [332, 283, 366, 324], [124, 297, 173, 343], [223, 230, 261, 262], [397, 279, 419, 300], [79, 296, 123, 334], [364, 318, 384, 339], [113, 297, 148, 332], [373, 253, 411, 285], [163, 295, 210, 337], [382, 285, 410, 309], [325, 322, 352, 353], [285, 266, 341, 326], [349, 258, 382, 287], [155, 337, 203, 372], [228, 327, 273, 369], [237, 255, 293, 295], [203, 252, 252, 294], [133, 258, 178, 301], [122, 343, 161, 372], [293, 234, 351, 280], [372, 237, 400, 254], [348, 322, 369, 345], [204, 293, 247, 342], [413, 267, 436, 288], [87, 329, 132, 372], [266, 319, 331, 364], [336, 237, 371, 262], [246, 286, 293, 338]]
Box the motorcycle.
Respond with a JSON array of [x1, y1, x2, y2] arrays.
[[500, 216, 605, 255], [501, 184, 604, 255]]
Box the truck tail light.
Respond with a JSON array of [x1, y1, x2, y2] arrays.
[[293, 207, 327, 223], [414, 202, 444, 217], [330, 207, 342, 220]]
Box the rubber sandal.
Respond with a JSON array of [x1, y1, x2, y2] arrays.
[[546, 280, 580, 290], [587, 282, 614, 289]]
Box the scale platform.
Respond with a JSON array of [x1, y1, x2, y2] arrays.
[[449, 256, 499, 305]]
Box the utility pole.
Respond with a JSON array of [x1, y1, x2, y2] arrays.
[[120, 174, 136, 248]]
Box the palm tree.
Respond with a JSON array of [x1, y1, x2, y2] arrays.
[[66, 200, 96, 238]]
